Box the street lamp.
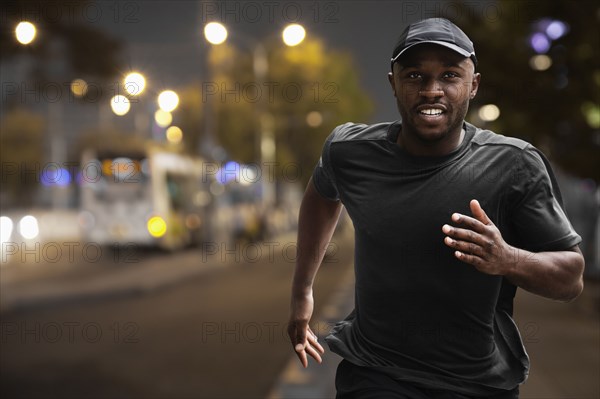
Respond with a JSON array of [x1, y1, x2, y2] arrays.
[[154, 109, 173, 128], [166, 126, 183, 144], [201, 22, 230, 157], [110, 95, 131, 116], [202, 22, 306, 208], [204, 22, 228, 45], [282, 24, 306, 47], [157, 90, 179, 112], [15, 21, 36, 45], [124, 72, 146, 96]]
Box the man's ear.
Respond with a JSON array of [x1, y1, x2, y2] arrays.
[[388, 72, 397, 97], [470, 73, 481, 99]]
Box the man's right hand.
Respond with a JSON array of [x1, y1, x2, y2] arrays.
[[288, 294, 325, 368]]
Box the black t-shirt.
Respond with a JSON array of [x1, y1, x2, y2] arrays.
[[314, 121, 581, 396]]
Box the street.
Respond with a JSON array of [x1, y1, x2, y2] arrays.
[[1, 234, 354, 399], [1, 232, 598, 399]]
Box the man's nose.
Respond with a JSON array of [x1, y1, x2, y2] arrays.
[[419, 79, 444, 98]]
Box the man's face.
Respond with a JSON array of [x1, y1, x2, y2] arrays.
[[388, 44, 480, 143]]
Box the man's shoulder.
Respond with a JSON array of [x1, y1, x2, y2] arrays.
[[329, 121, 394, 144], [469, 123, 531, 151]]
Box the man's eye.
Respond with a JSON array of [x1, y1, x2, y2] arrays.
[[407, 72, 421, 79], [443, 72, 459, 79]]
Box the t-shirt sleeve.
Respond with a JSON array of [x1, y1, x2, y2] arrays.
[[509, 146, 581, 252], [312, 128, 340, 201]]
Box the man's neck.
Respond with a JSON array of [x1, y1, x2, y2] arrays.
[[396, 126, 465, 157]]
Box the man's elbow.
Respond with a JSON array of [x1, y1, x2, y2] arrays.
[[561, 252, 585, 302], [560, 277, 584, 303]]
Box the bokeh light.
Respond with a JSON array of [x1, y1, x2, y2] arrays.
[[19, 215, 39, 240], [282, 24, 306, 46], [0, 216, 13, 245], [478, 104, 500, 122], [15, 21, 36, 44], [529, 55, 552, 71], [546, 21, 568, 40], [158, 90, 179, 112], [154, 110, 173, 127], [147, 216, 167, 238], [166, 126, 183, 143], [124, 72, 146, 96], [70, 79, 88, 97], [40, 168, 71, 187], [530, 33, 550, 54], [306, 111, 323, 127], [110, 95, 131, 116], [204, 22, 228, 45]]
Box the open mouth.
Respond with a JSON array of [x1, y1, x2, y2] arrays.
[[418, 108, 445, 116]]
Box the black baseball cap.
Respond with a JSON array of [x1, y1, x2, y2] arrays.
[[391, 18, 477, 70]]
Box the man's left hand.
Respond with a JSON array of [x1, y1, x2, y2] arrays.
[[442, 199, 517, 276]]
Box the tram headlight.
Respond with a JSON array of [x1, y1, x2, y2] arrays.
[[19, 215, 39, 240], [147, 216, 167, 238]]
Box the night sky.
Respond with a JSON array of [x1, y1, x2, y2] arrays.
[[94, 0, 467, 123]]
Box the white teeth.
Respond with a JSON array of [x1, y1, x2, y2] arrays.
[[420, 109, 443, 115]]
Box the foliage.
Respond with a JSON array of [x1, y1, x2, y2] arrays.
[[177, 37, 374, 186], [455, 0, 600, 180], [0, 0, 123, 96], [0, 108, 44, 206]]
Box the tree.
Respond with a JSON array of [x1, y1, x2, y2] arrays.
[[0, 1, 125, 207], [454, 0, 600, 180], [0, 108, 44, 207], [0, 0, 123, 82], [177, 36, 374, 187]]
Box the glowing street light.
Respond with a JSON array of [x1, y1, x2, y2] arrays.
[[70, 78, 88, 97], [154, 109, 173, 127], [166, 126, 183, 144], [124, 72, 146, 96], [478, 104, 500, 122], [110, 95, 131, 116], [282, 24, 306, 46], [529, 55, 552, 71], [204, 22, 228, 45], [15, 21, 36, 45], [157, 90, 179, 112]]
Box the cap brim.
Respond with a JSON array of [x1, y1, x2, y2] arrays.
[[392, 41, 473, 63]]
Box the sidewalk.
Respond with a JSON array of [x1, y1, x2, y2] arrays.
[[1, 232, 298, 314], [0, 248, 219, 314]]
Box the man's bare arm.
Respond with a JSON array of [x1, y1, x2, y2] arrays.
[[288, 178, 343, 367], [443, 199, 585, 302]]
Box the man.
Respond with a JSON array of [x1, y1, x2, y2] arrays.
[[287, 18, 585, 399]]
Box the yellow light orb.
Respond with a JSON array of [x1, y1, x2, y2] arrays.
[[166, 126, 183, 143], [15, 21, 36, 45], [124, 72, 146, 96], [204, 22, 228, 45], [110, 95, 131, 116], [282, 24, 306, 47], [157, 90, 179, 112], [478, 104, 500, 122], [70, 79, 88, 97], [154, 110, 173, 128], [147, 216, 167, 238], [529, 55, 552, 71], [306, 111, 323, 127]]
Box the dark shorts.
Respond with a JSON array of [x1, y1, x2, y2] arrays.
[[335, 360, 520, 399]]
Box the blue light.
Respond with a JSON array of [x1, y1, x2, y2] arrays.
[[530, 33, 550, 54], [546, 21, 568, 40], [217, 161, 240, 184], [40, 168, 71, 187]]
